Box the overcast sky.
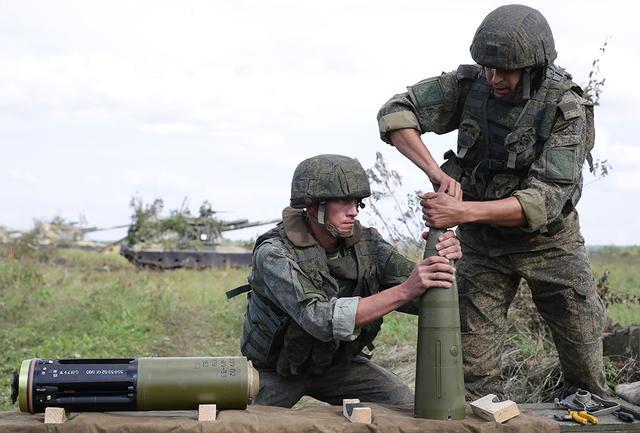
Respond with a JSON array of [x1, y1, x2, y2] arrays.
[[1, 0, 638, 245]]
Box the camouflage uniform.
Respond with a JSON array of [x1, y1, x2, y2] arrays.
[[377, 5, 607, 399], [237, 155, 418, 407]]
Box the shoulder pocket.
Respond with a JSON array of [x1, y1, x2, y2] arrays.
[[542, 146, 577, 184], [409, 77, 444, 108]]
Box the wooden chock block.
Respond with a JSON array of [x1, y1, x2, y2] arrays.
[[342, 399, 372, 424], [198, 404, 217, 422], [44, 407, 68, 424], [342, 399, 360, 418], [470, 394, 519, 423]]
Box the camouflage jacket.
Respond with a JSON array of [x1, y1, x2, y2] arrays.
[[240, 207, 417, 372], [377, 64, 594, 255]]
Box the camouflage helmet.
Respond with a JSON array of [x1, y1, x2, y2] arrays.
[[290, 154, 371, 209], [470, 4, 556, 70]]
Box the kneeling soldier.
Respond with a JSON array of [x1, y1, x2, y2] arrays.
[[233, 154, 461, 407]]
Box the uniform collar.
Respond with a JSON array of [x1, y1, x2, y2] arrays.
[[282, 206, 362, 248]]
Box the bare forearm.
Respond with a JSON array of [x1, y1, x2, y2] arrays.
[[388, 129, 440, 176], [390, 129, 463, 200], [354, 284, 409, 328], [463, 197, 526, 226], [422, 193, 526, 228], [354, 254, 458, 327]]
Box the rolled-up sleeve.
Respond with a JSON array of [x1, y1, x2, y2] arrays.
[[513, 92, 591, 232], [377, 102, 422, 143], [377, 71, 464, 143], [254, 242, 360, 342], [332, 297, 361, 341]]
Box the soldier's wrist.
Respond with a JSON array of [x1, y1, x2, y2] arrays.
[[396, 282, 414, 303], [457, 202, 478, 224], [426, 163, 443, 180]]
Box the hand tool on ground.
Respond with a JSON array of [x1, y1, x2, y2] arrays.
[[554, 389, 620, 416], [613, 410, 635, 423], [577, 411, 598, 424], [568, 411, 589, 425]]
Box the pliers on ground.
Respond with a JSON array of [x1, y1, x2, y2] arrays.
[[554, 411, 598, 425], [574, 411, 598, 424]]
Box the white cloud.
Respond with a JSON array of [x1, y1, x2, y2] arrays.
[[8, 170, 38, 185], [1, 0, 639, 243], [138, 122, 199, 135], [124, 169, 195, 189]]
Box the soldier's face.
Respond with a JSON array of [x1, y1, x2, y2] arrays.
[[484, 67, 522, 98], [326, 198, 359, 232]]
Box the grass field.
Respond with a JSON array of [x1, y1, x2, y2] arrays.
[[590, 250, 640, 325], [0, 245, 638, 410]]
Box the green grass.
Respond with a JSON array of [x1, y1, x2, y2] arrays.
[[590, 253, 640, 326], [0, 245, 637, 410], [0, 249, 247, 410]]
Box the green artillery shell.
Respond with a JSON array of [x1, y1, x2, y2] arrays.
[[13, 356, 259, 412], [414, 228, 466, 420], [137, 356, 259, 410]]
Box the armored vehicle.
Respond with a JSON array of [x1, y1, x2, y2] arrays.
[[0, 226, 21, 244], [120, 199, 278, 269], [6, 217, 127, 251]]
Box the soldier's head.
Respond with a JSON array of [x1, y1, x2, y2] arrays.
[[470, 4, 556, 100], [290, 154, 370, 238], [484, 68, 523, 99]]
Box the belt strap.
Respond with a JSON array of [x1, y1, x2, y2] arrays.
[[226, 284, 252, 299]]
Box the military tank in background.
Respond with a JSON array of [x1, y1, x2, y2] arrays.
[[0, 226, 21, 244], [3, 217, 128, 251], [120, 198, 278, 269]]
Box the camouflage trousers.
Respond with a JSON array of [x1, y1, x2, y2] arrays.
[[457, 239, 608, 399], [254, 356, 413, 407]]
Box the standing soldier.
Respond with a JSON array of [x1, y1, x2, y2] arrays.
[[377, 4, 608, 398], [232, 154, 461, 407]]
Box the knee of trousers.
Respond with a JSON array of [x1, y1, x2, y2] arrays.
[[541, 291, 606, 345]]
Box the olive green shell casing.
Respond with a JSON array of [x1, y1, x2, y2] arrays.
[[13, 356, 258, 413], [17, 359, 34, 413], [414, 228, 465, 419], [136, 357, 259, 410]]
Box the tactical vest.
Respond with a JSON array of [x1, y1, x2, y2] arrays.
[[239, 224, 384, 374], [443, 64, 593, 231]]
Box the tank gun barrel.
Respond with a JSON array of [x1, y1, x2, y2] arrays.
[[79, 224, 130, 234], [220, 219, 280, 232]]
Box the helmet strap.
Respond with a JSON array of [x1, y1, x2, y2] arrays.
[[317, 202, 327, 225], [326, 224, 353, 239], [306, 202, 353, 239]]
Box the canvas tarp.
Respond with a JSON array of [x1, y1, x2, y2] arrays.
[[0, 403, 559, 433]]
